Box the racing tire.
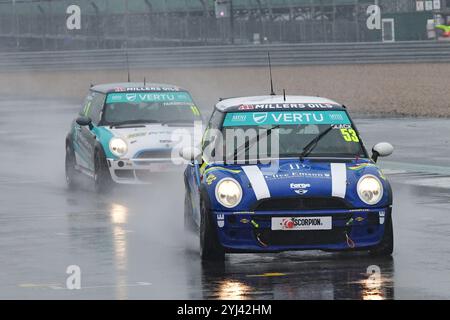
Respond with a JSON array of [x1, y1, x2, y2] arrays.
[[94, 148, 113, 194], [65, 144, 77, 190], [184, 190, 197, 233], [199, 199, 225, 262], [369, 215, 394, 257]]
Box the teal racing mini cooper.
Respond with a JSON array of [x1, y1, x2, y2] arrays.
[[65, 82, 202, 192]]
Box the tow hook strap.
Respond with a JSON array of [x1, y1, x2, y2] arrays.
[[345, 218, 356, 248], [345, 232, 356, 248], [256, 233, 268, 247], [251, 220, 268, 247]]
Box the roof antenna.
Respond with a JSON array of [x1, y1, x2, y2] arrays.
[[126, 50, 131, 83], [283, 89, 286, 101], [268, 52, 275, 96], [144, 77, 146, 86]]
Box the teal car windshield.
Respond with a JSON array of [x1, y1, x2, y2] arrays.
[[102, 91, 201, 126], [221, 111, 365, 158]]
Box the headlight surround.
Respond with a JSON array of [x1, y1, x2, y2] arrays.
[[215, 178, 243, 208], [357, 174, 383, 205], [109, 138, 128, 157]]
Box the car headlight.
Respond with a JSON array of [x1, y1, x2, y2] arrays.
[[215, 178, 243, 208], [357, 175, 383, 205], [109, 138, 128, 157]]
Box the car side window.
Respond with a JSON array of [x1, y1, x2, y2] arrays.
[[210, 110, 224, 129], [80, 93, 94, 116], [87, 92, 106, 125], [202, 111, 216, 149], [202, 110, 224, 157]]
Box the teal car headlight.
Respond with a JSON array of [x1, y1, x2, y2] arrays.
[[215, 178, 242, 208], [357, 174, 383, 205], [109, 138, 128, 157]]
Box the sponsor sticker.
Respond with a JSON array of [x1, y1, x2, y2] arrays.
[[238, 104, 255, 111], [127, 132, 147, 139], [113, 87, 181, 93], [264, 171, 330, 181], [106, 92, 192, 104], [290, 182, 311, 195], [272, 217, 332, 231], [332, 124, 352, 129], [223, 111, 351, 127], [206, 174, 217, 185], [348, 163, 377, 171], [237, 103, 338, 111], [217, 214, 225, 228], [281, 163, 311, 171], [379, 211, 385, 225]]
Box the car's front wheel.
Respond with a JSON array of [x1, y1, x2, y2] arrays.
[[199, 199, 225, 262], [184, 190, 197, 233], [65, 144, 77, 190], [94, 149, 113, 194], [369, 215, 394, 257]]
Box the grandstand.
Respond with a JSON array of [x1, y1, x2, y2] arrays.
[[0, 0, 448, 51]]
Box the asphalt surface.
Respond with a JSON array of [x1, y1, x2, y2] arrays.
[[1, 99, 450, 299]]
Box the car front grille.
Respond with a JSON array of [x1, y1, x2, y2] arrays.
[[134, 170, 153, 182], [252, 197, 351, 211], [251, 213, 352, 246], [135, 149, 173, 159], [255, 228, 349, 246], [115, 170, 134, 179]]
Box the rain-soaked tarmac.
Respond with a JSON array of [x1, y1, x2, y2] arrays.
[[1, 99, 450, 300]]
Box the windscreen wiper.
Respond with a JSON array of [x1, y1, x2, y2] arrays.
[[299, 126, 334, 160], [232, 125, 280, 161]]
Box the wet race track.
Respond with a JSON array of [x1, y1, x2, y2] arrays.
[[2, 99, 450, 300]]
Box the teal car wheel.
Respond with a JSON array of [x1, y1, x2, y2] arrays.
[[94, 148, 113, 194], [65, 144, 77, 190]]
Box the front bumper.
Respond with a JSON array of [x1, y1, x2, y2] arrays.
[[213, 207, 391, 252], [107, 158, 184, 184]]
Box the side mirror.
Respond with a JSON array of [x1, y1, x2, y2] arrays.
[[76, 116, 92, 127], [372, 142, 394, 163], [179, 147, 202, 163]]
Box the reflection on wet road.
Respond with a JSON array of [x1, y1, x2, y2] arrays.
[[199, 254, 394, 300], [0, 99, 450, 299]]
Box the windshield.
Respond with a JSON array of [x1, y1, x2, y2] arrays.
[[220, 111, 365, 159], [102, 91, 201, 126]]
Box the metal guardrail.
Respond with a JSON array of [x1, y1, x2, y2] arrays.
[[0, 41, 449, 72]]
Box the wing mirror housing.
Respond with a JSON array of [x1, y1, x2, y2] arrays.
[[372, 142, 394, 163], [179, 147, 202, 163], [76, 116, 93, 128]]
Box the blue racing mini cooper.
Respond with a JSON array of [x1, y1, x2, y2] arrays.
[[181, 95, 394, 261]]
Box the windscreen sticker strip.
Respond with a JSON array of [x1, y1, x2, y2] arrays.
[[106, 92, 193, 104], [223, 111, 351, 127], [236, 103, 340, 111]]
